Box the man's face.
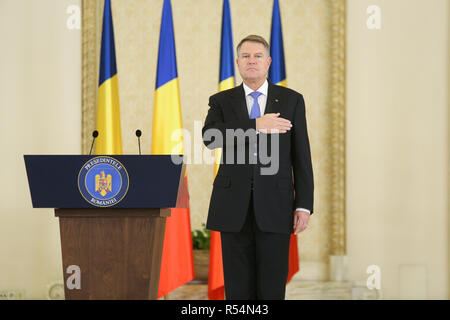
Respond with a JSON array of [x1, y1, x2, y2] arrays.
[[236, 41, 272, 83]]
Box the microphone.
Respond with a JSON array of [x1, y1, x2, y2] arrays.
[[135, 129, 142, 155], [89, 130, 98, 156]]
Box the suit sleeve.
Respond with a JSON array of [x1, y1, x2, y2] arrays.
[[291, 94, 314, 214], [202, 95, 256, 150]]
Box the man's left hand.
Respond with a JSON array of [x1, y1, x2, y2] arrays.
[[293, 210, 310, 234]]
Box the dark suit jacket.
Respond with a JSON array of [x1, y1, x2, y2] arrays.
[[202, 81, 314, 234]]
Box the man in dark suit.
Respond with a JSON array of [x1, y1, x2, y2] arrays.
[[202, 35, 314, 300]]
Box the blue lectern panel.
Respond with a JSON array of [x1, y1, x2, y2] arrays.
[[24, 155, 184, 208]]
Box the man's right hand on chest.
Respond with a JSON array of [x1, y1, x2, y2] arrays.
[[256, 113, 292, 134]]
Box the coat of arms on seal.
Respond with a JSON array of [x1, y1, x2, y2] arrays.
[[95, 171, 112, 197], [78, 156, 129, 207]]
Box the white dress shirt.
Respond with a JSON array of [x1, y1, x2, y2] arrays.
[[242, 80, 311, 215]]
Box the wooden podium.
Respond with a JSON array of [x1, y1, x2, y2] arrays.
[[24, 155, 186, 300]]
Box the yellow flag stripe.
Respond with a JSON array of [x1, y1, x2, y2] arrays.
[[152, 77, 184, 155], [218, 77, 235, 92], [95, 74, 122, 155], [214, 76, 235, 176], [276, 79, 287, 87]]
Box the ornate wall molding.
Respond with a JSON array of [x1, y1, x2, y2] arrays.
[[81, 0, 99, 154], [329, 0, 346, 256]]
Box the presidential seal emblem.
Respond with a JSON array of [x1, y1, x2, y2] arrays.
[[78, 156, 129, 207]]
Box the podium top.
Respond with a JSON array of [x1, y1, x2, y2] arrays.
[[24, 155, 186, 209]]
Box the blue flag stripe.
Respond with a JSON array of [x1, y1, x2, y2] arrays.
[[156, 0, 178, 89], [99, 0, 117, 86], [219, 0, 235, 83], [268, 0, 286, 84]]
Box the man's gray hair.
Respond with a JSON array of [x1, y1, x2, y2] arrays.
[[236, 35, 270, 57]]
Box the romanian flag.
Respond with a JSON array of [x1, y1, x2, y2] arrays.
[[268, 0, 299, 283], [208, 0, 235, 301], [95, 0, 122, 155], [152, 0, 194, 298]]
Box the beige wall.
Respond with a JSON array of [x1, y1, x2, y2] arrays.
[[0, 0, 81, 299], [346, 0, 449, 299]]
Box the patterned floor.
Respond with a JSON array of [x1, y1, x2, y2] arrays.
[[161, 280, 380, 300]]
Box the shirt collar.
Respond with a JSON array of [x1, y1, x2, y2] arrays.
[[243, 79, 268, 97]]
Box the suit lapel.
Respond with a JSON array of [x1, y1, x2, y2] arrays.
[[230, 84, 250, 120], [264, 81, 281, 115]]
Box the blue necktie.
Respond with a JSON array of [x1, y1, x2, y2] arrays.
[[249, 91, 262, 119], [249, 91, 262, 158]]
